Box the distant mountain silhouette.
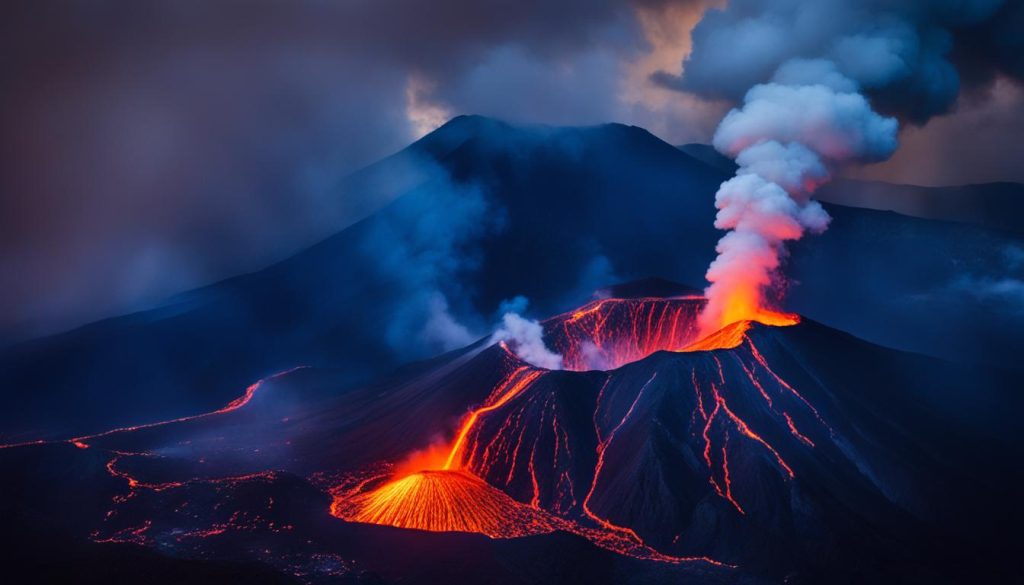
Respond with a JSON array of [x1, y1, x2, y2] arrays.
[[676, 142, 1024, 236]]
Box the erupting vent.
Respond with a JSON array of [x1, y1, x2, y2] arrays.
[[545, 297, 796, 371]]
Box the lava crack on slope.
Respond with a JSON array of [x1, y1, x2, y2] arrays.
[[329, 296, 833, 568]]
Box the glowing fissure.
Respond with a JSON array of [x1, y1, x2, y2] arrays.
[[330, 365, 549, 538], [545, 296, 797, 371], [582, 372, 658, 543], [731, 343, 832, 446], [748, 340, 830, 429], [330, 359, 729, 567], [784, 412, 815, 447], [687, 329, 844, 514], [328, 297, 844, 570], [0, 366, 307, 452], [714, 383, 795, 479], [444, 366, 543, 470], [720, 432, 744, 515], [12, 367, 309, 548], [550, 298, 704, 371]]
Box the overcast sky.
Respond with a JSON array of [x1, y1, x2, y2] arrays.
[[2, 0, 1022, 342]]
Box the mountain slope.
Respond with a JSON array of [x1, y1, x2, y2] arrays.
[[3, 287, 1018, 583], [2, 115, 1022, 441]]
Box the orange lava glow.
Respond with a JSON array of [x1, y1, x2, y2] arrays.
[[329, 296, 824, 570], [0, 367, 312, 549], [682, 320, 752, 352], [545, 297, 798, 371], [445, 367, 544, 470], [549, 297, 704, 370], [330, 366, 548, 532], [64, 366, 308, 450], [330, 470, 558, 537], [699, 284, 799, 340], [582, 373, 657, 542]]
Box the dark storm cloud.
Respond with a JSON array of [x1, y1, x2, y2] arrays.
[[3, 0, 1024, 344], [0, 0, 644, 343], [661, 0, 1024, 124]]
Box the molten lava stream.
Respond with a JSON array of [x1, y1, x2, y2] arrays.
[[331, 298, 811, 569], [552, 298, 704, 371], [331, 366, 550, 537], [547, 296, 799, 371]]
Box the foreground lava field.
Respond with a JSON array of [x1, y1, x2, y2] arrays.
[[2, 281, 1021, 584]]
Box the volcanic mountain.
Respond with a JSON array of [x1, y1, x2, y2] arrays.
[[3, 283, 1020, 584], [2, 116, 1022, 446]]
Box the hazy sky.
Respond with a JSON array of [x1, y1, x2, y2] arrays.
[[2, 0, 1022, 342]]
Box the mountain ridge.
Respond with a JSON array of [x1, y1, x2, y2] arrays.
[[2, 115, 1022, 442]]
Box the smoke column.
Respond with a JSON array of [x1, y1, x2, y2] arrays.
[[681, 0, 1015, 335], [698, 61, 897, 333]]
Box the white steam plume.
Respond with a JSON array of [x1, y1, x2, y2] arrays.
[[491, 312, 563, 370], [676, 0, 1012, 334], [697, 59, 898, 334]]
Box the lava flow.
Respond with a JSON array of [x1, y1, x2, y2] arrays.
[[546, 296, 797, 370], [330, 469, 559, 537], [547, 297, 704, 371], [330, 294, 820, 569], [330, 366, 552, 537]]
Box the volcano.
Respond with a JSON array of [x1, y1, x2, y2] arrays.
[[2, 281, 1020, 584], [1, 117, 1022, 585]]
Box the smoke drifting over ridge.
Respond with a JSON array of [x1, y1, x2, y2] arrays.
[[683, 0, 1014, 333]]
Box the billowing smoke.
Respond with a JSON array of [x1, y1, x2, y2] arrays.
[[361, 164, 500, 357], [682, 0, 1014, 334], [697, 64, 898, 332], [491, 312, 563, 370]]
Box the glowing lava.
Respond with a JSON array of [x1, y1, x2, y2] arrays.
[[546, 296, 797, 370], [445, 366, 544, 470], [697, 276, 800, 340], [330, 295, 813, 569], [548, 297, 704, 371], [331, 366, 549, 535], [330, 470, 558, 537]]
